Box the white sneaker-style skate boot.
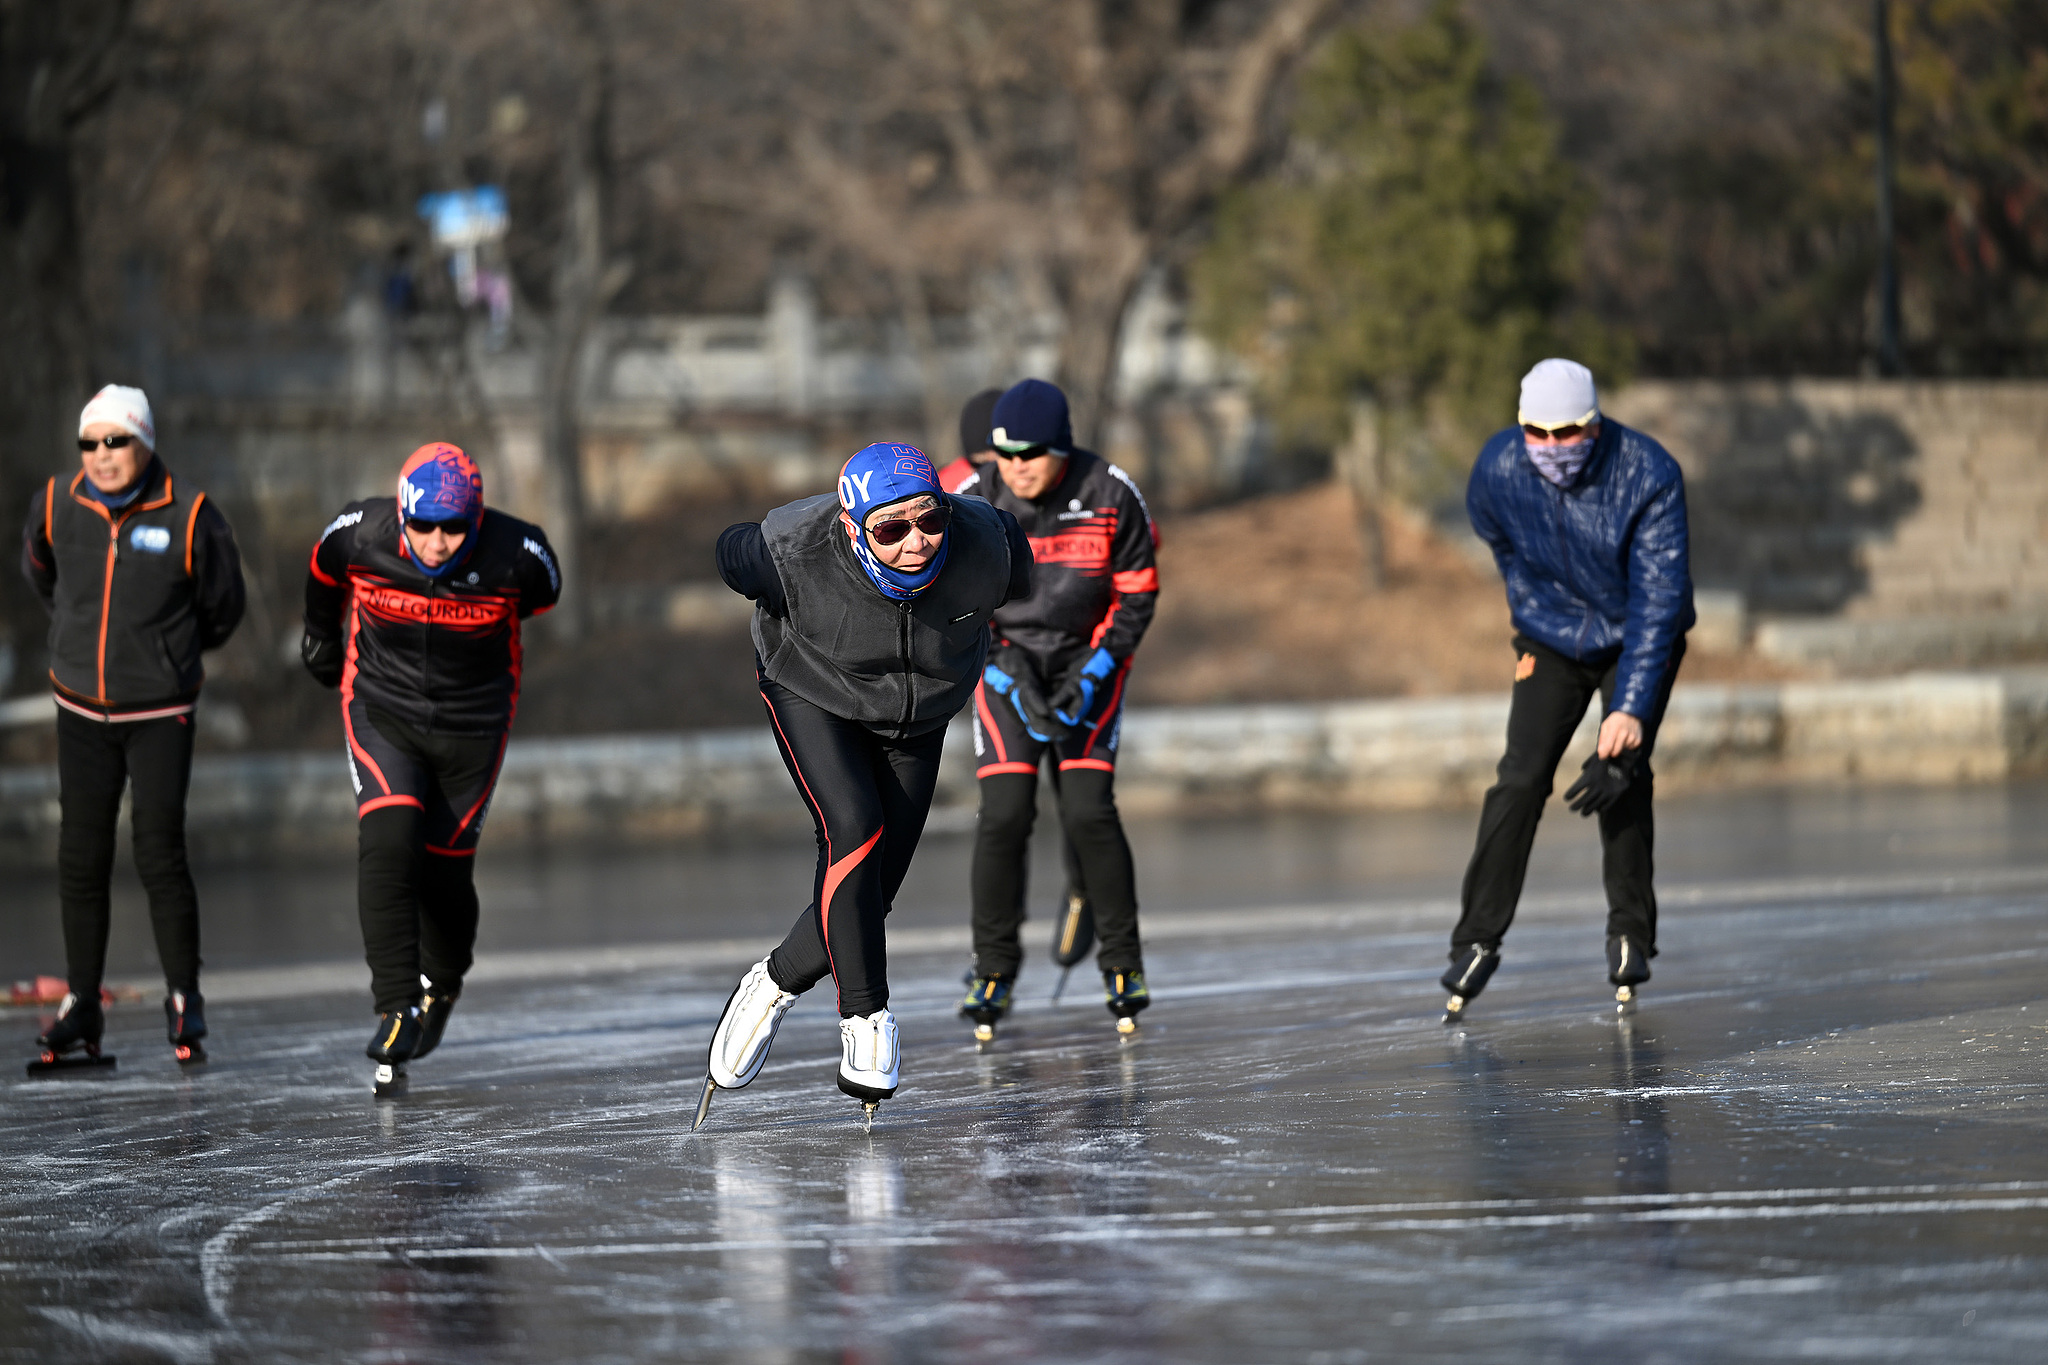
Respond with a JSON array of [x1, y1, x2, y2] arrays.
[[837, 1009, 900, 1124], [693, 959, 798, 1131]]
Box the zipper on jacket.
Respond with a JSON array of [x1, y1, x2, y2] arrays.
[[98, 522, 119, 702], [423, 575, 437, 729], [1548, 482, 1594, 658], [898, 599, 914, 728]]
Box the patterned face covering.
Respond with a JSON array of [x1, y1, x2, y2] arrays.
[[1526, 433, 1597, 488]]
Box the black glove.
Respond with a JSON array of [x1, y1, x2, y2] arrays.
[[301, 631, 343, 689], [984, 643, 1070, 741], [1564, 751, 1635, 817]]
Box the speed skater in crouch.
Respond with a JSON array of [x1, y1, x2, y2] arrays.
[[703, 441, 1031, 1129], [302, 444, 561, 1095], [953, 379, 1160, 1047]]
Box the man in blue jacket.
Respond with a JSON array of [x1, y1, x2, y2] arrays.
[[1441, 358, 1694, 1023]]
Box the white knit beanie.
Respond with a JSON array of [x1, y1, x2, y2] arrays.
[[78, 384, 156, 449], [1517, 359, 1599, 429]]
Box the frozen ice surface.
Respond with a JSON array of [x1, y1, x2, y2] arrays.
[[4, 787, 2048, 1362]]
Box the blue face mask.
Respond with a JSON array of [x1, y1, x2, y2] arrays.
[[837, 442, 950, 600]]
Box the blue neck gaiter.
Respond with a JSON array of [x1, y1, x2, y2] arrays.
[[837, 442, 951, 601], [84, 457, 156, 510]]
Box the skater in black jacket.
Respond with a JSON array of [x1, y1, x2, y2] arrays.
[[952, 379, 1159, 1043], [21, 384, 245, 1073], [302, 442, 560, 1094], [702, 440, 1030, 1128]]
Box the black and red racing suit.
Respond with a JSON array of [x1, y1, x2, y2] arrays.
[[954, 449, 1159, 979], [303, 498, 560, 1011]]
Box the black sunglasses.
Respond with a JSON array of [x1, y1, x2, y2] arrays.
[[995, 444, 1054, 462], [1522, 422, 1590, 441], [867, 505, 951, 546], [78, 434, 137, 452], [406, 516, 469, 535]]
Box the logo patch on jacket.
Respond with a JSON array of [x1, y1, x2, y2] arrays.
[[131, 526, 171, 554]]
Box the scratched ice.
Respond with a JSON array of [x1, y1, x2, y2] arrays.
[[3, 783, 2047, 1363]]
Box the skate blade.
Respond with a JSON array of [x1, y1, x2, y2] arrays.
[[691, 1075, 717, 1132], [860, 1099, 880, 1132], [972, 1022, 995, 1052], [1614, 985, 1637, 1016], [1115, 1016, 1138, 1038], [26, 1052, 117, 1078], [174, 1042, 207, 1065], [1442, 994, 1468, 1024], [1050, 966, 1072, 1005], [372, 1062, 408, 1098]]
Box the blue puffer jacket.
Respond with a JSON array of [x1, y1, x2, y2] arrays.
[[1466, 419, 1694, 718]]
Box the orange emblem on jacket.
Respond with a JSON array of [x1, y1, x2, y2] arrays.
[[1514, 653, 1537, 682]]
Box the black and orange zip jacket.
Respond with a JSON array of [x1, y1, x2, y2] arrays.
[[22, 458, 245, 721]]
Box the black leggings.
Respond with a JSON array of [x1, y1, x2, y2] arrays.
[[971, 765, 1141, 977], [760, 678, 948, 1018], [56, 708, 200, 997], [354, 707, 499, 1012], [1453, 633, 1686, 955]]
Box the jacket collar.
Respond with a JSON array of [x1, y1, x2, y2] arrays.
[[68, 458, 174, 523]]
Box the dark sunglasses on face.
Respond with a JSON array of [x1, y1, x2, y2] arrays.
[[1522, 423, 1589, 441], [406, 516, 469, 535], [866, 505, 951, 546], [995, 444, 1054, 462], [78, 434, 137, 452]]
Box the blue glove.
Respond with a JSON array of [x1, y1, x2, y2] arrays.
[[982, 648, 1066, 742], [1051, 647, 1117, 729]]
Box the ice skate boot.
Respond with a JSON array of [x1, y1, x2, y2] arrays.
[[411, 976, 461, 1060], [1048, 889, 1096, 1004], [837, 1009, 900, 1129], [165, 989, 207, 1065], [367, 1005, 422, 1097], [1441, 945, 1500, 1024], [1103, 969, 1149, 1037], [693, 958, 798, 1131], [27, 993, 116, 1077], [959, 974, 1013, 1050], [1607, 934, 1652, 1014]]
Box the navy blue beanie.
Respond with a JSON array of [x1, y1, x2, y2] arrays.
[[991, 379, 1073, 453]]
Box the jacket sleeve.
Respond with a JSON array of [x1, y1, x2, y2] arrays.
[[1093, 471, 1159, 661], [996, 509, 1032, 605], [1614, 476, 1693, 718], [1465, 451, 1515, 584], [21, 479, 55, 613], [515, 524, 563, 618], [190, 498, 246, 651], [304, 507, 356, 641], [716, 522, 787, 618]]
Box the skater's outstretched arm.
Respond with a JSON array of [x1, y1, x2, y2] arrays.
[[716, 522, 788, 617]]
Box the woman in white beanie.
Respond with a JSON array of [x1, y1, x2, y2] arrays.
[[20, 384, 245, 1072]]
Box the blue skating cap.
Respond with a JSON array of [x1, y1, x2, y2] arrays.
[[837, 442, 943, 523], [990, 378, 1073, 453]]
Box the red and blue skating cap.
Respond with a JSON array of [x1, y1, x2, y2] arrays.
[[397, 443, 483, 526], [990, 378, 1073, 454], [837, 441, 943, 523]]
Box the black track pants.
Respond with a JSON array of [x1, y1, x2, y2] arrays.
[[1453, 633, 1687, 956], [353, 706, 500, 1012], [970, 766, 1141, 977], [56, 708, 201, 997], [760, 678, 947, 1018]]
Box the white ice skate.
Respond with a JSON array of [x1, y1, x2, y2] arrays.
[[837, 1008, 900, 1128], [693, 958, 798, 1131]]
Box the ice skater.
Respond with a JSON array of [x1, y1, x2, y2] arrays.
[[1441, 358, 1694, 1023], [21, 385, 245, 1074], [936, 387, 1002, 494], [702, 441, 1031, 1128], [301, 443, 560, 1094], [952, 379, 1160, 1045]]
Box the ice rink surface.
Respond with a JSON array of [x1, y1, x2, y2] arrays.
[[4, 783, 2047, 1363]]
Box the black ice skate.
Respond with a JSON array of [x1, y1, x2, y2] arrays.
[[27, 992, 116, 1077], [165, 989, 207, 1065], [411, 976, 461, 1060], [1607, 934, 1652, 1014], [1440, 945, 1501, 1024], [959, 974, 1014, 1050], [366, 1006, 423, 1097], [1048, 889, 1096, 1004], [1103, 969, 1149, 1038]]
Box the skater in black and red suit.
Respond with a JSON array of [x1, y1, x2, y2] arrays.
[[953, 378, 1160, 1040], [301, 443, 560, 1094], [21, 384, 245, 1072]]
